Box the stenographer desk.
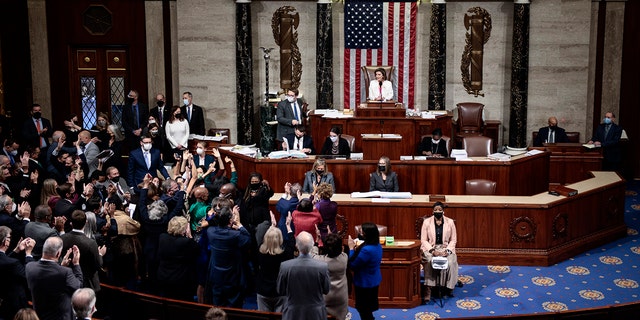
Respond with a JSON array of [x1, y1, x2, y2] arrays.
[[219, 149, 550, 196]]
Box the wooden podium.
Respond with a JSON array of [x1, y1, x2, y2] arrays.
[[356, 101, 405, 118], [361, 134, 403, 160]]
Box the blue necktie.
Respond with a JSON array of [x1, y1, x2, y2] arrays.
[[187, 107, 191, 122], [293, 103, 299, 122], [133, 104, 139, 128]]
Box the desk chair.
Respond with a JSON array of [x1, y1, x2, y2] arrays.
[[465, 179, 497, 195], [354, 224, 388, 237], [463, 136, 493, 157], [341, 134, 356, 152]]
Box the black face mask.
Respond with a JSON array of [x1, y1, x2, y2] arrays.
[[250, 183, 261, 190], [549, 125, 556, 131], [79, 141, 87, 147], [33, 112, 42, 119], [111, 176, 120, 183], [316, 170, 324, 176], [175, 114, 183, 120], [126, 97, 135, 104], [433, 211, 443, 219], [157, 101, 164, 108], [378, 166, 386, 172]]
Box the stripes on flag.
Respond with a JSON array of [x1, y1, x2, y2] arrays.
[[344, 1, 417, 109]]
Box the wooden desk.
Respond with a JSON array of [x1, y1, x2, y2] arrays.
[[309, 111, 452, 160], [348, 240, 422, 309], [531, 143, 603, 184], [269, 172, 625, 266], [360, 134, 403, 160], [220, 149, 549, 196]]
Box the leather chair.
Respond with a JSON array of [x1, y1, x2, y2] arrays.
[[336, 214, 348, 238], [532, 131, 580, 144], [454, 102, 485, 148], [354, 224, 388, 237], [462, 136, 493, 157], [206, 128, 230, 143], [341, 134, 356, 152], [465, 179, 497, 195], [361, 66, 395, 91], [420, 135, 452, 156]]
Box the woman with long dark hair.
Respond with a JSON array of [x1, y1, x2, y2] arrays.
[[348, 222, 382, 320]]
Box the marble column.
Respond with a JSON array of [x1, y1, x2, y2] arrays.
[[27, 0, 52, 120], [428, 0, 446, 110], [508, 0, 530, 148], [316, 0, 333, 109], [236, 0, 254, 145]]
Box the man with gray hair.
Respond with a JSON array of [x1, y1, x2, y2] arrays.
[[71, 288, 97, 320], [277, 231, 330, 320]]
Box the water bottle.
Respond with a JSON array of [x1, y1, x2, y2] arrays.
[[256, 149, 262, 159]]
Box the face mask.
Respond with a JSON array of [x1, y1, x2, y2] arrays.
[[175, 113, 183, 120], [10, 150, 17, 156], [549, 125, 556, 131], [142, 143, 152, 151], [97, 120, 107, 127], [111, 176, 120, 183], [432, 139, 440, 144], [126, 97, 134, 104], [287, 96, 296, 103], [150, 130, 159, 136], [33, 112, 42, 119], [157, 101, 164, 108], [378, 165, 386, 172], [604, 118, 612, 125], [183, 99, 189, 106], [433, 211, 443, 219], [10, 203, 17, 212], [79, 141, 87, 147], [250, 182, 261, 190], [316, 170, 324, 175], [330, 136, 338, 143], [197, 174, 203, 179], [148, 120, 156, 124], [196, 148, 204, 155]]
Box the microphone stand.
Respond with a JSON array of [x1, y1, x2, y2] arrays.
[[380, 120, 384, 137]]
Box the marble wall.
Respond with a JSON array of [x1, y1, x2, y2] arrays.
[[173, 0, 615, 146]]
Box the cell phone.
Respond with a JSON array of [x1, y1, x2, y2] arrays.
[[174, 152, 182, 159]]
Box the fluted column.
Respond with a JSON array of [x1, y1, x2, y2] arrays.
[[236, 0, 254, 145], [316, 0, 333, 109], [428, 0, 446, 110], [508, 0, 530, 147]]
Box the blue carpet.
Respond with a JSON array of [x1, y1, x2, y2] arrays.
[[343, 180, 640, 319]]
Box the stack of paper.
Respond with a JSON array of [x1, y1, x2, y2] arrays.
[[488, 153, 511, 161], [350, 191, 412, 199]]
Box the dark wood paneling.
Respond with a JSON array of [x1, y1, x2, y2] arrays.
[[620, 1, 640, 179]]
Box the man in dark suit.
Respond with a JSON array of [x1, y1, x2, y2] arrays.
[[0, 226, 35, 320], [282, 125, 315, 154], [53, 183, 92, 233], [150, 93, 171, 128], [123, 89, 149, 149], [588, 111, 624, 171], [0, 195, 30, 251], [533, 116, 569, 147], [276, 88, 305, 144], [25, 205, 59, 260], [21, 104, 53, 153], [26, 236, 83, 320], [1, 138, 20, 166], [277, 231, 330, 320], [62, 210, 106, 291], [181, 91, 206, 135], [127, 135, 170, 189]]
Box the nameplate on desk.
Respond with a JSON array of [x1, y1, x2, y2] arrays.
[[549, 185, 578, 197], [351, 191, 413, 199], [361, 133, 402, 139], [429, 194, 446, 202]]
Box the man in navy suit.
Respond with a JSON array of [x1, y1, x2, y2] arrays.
[[276, 88, 305, 144], [127, 135, 170, 190], [181, 91, 206, 136], [0, 226, 35, 320], [282, 125, 315, 154], [588, 111, 624, 171], [123, 89, 149, 149], [533, 116, 569, 147], [21, 104, 53, 153]]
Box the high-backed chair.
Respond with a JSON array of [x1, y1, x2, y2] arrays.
[[420, 135, 452, 157], [341, 134, 356, 152], [361, 65, 395, 90], [354, 224, 388, 237], [463, 136, 493, 157], [454, 102, 485, 147], [465, 179, 497, 195]]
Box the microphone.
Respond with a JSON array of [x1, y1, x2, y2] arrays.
[[380, 120, 384, 137]]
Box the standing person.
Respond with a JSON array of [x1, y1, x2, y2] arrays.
[[61, 210, 107, 291], [533, 116, 569, 146], [314, 183, 337, 240], [291, 198, 322, 238], [238, 172, 274, 257], [102, 124, 125, 174], [348, 222, 382, 320], [21, 104, 53, 153], [277, 231, 330, 320], [312, 233, 348, 320], [127, 136, 170, 190], [2, 138, 20, 166], [588, 111, 624, 171], [418, 128, 449, 157], [24, 205, 58, 261], [368, 68, 393, 101], [276, 88, 305, 144], [76, 131, 100, 177], [71, 288, 97, 320], [90, 112, 111, 151], [420, 201, 459, 303], [275, 182, 300, 237], [181, 91, 205, 136], [0, 226, 35, 320], [256, 223, 295, 312], [369, 156, 399, 192], [123, 89, 149, 149], [165, 106, 190, 153], [150, 93, 171, 129], [26, 237, 83, 320], [157, 216, 199, 301], [302, 158, 335, 194], [320, 127, 351, 159]]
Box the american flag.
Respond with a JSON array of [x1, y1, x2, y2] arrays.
[[344, 0, 417, 109]]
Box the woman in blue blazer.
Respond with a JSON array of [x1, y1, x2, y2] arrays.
[[348, 222, 383, 320]]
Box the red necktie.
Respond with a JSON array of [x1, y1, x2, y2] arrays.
[[35, 120, 44, 147]]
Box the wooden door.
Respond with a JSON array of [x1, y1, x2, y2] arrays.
[[69, 47, 129, 129]]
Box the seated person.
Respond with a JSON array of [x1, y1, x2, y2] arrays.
[[533, 116, 568, 146], [368, 68, 393, 101], [282, 125, 315, 154], [420, 201, 459, 303], [303, 158, 335, 194], [418, 128, 448, 157], [320, 127, 351, 159], [369, 156, 398, 192]]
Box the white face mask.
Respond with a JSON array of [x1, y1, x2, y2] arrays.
[[142, 143, 152, 151], [11, 203, 17, 213], [287, 96, 296, 103], [196, 148, 204, 156], [183, 99, 189, 106], [432, 139, 441, 144], [148, 120, 156, 124], [330, 136, 338, 143]]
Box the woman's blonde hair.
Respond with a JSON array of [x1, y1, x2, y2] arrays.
[[316, 182, 334, 199], [259, 226, 284, 255], [312, 158, 327, 172], [167, 216, 188, 236], [13, 308, 40, 320], [40, 178, 59, 206]]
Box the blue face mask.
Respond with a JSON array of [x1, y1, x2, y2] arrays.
[[183, 99, 189, 106], [604, 118, 612, 125]]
